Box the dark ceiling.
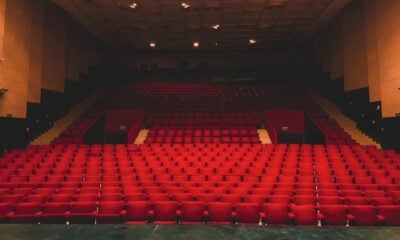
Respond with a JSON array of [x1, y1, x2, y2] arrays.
[[53, 0, 351, 50]]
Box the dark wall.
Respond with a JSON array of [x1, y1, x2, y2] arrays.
[[318, 75, 400, 152], [0, 67, 104, 151]]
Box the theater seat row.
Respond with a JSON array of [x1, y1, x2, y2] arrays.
[[1, 201, 399, 226]]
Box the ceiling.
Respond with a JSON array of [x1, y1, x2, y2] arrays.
[[53, 0, 351, 50]]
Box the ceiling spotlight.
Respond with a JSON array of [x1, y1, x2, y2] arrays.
[[129, 2, 138, 9], [193, 41, 199, 48], [214, 42, 219, 46], [212, 24, 220, 30], [149, 42, 156, 48], [249, 39, 257, 45], [181, 2, 190, 9]]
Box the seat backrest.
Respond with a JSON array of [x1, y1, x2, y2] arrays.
[[236, 202, 261, 224], [348, 205, 378, 225], [153, 201, 178, 221], [14, 203, 41, 215], [262, 203, 289, 224], [0, 203, 13, 216], [126, 201, 150, 221], [319, 204, 348, 225], [290, 204, 317, 225], [377, 205, 400, 225], [43, 203, 69, 214], [207, 202, 233, 222], [98, 201, 124, 214], [70, 202, 97, 214], [180, 201, 205, 222]]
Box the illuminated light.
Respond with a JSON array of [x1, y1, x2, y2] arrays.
[[181, 2, 190, 9], [193, 41, 199, 48], [129, 2, 138, 9], [212, 24, 220, 30], [214, 42, 219, 46], [149, 42, 156, 48], [249, 39, 257, 45]]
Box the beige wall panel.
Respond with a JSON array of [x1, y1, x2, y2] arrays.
[[28, 0, 45, 103], [364, 0, 380, 102], [341, 0, 369, 91], [42, 1, 67, 92], [0, 0, 31, 118], [376, 0, 400, 117]]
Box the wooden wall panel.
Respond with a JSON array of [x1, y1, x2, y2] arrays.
[[364, 0, 381, 102], [0, 0, 6, 92], [0, 0, 32, 118], [375, 0, 400, 117], [27, 0, 45, 103], [341, 0, 368, 91], [66, 20, 80, 81], [42, 1, 67, 92], [376, 0, 400, 117], [329, 17, 344, 80]]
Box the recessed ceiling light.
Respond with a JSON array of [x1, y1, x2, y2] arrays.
[[193, 41, 199, 48], [214, 42, 219, 46], [129, 2, 138, 9], [149, 42, 156, 48], [212, 24, 220, 30], [181, 2, 190, 9], [249, 39, 257, 45]]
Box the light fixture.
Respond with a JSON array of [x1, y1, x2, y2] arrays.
[[181, 2, 190, 9], [249, 39, 257, 45], [193, 41, 199, 48], [214, 42, 219, 46], [129, 2, 138, 9], [212, 24, 220, 30], [149, 42, 156, 48]]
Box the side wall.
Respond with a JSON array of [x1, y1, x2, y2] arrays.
[[0, 0, 101, 118], [314, 0, 400, 118]]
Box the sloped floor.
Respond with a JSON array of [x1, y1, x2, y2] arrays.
[[1, 225, 400, 240], [30, 89, 104, 145], [307, 89, 381, 148]]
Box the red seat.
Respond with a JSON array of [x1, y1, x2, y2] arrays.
[[207, 202, 234, 224], [152, 201, 179, 224], [235, 202, 261, 224], [261, 203, 290, 225], [69, 202, 97, 224], [318, 204, 348, 225], [39, 202, 70, 224], [124, 201, 152, 223], [289, 204, 318, 225], [8, 202, 41, 223], [179, 201, 206, 223], [348, 205, 378, 226], [96, 201, 125, 224], [376, 205, 400, 225], [0, 203, 13, 223]]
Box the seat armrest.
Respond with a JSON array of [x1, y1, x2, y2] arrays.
[[259, 212, 266, 219], [376, 214, 386, 223], [347, 214, 355, 221], [176, 210, 182, 216], [231, 211, 237, 218], [317, 213, 324, 220], [204, 210, 209, 217], [35, 211, 43, 217], [288, 213, 295, 219], [120, 210, 127, 216]]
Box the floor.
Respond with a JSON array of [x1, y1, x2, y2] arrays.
[[1, 225, 400, 240]]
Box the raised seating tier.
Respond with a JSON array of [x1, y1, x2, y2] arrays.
[[1, 143, 399, 225]]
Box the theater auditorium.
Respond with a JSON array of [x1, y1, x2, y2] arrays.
[[0, 0, 400, 239]]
